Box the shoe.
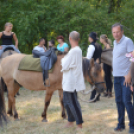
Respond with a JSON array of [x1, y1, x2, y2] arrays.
[[108, 92, 113, 98], [102, 92, 108, 97], [129, 129, 134, 134], [114, 126, 125, 132]]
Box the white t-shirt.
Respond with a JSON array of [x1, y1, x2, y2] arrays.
[[86, 45, 95, 59], [33, 46, 46, 52], [61, 46, 85, 92]]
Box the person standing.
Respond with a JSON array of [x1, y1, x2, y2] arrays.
[[61, 31, 85, 128], [112, 23, 134, 134], [100, 34, 113, 98], [0, 22, 20, 57], [57, 35, 69, 52], [86, 32, 102, 102]]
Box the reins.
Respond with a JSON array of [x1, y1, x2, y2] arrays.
[[88, 62, 105, 87]]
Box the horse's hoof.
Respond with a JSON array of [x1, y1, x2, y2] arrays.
[[42, 119, 48, 122]]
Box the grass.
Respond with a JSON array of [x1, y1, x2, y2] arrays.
[[0, 85, 130, 134]]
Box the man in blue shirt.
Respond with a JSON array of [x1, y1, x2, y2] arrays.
[[112, 23, 134, 134]]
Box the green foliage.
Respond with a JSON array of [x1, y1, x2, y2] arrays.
[[0, 0, 134, 55]]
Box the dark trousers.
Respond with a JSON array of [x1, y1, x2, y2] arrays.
[[114, 77, 134, 129], [63, 91, 83, 125], [103, 63, 113, 93]]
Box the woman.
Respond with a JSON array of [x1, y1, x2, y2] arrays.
[[0, 22, 20, 57], [86, 32, 102, 102], [100, 34, 113, 98], [0, 22, 20, 95], [57, 35, 69, 52]]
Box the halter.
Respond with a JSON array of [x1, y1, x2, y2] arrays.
[[88, 64, 105, 86]]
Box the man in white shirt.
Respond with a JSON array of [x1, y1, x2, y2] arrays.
[[61, 31, 85, 129], [33, 38, 46, 52]]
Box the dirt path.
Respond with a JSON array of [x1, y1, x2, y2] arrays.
[[0, 86, 129, 134]]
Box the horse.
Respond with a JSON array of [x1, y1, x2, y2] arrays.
[[0, 48, 18, 126], [0, 52, 106, 123], [101, 49, 113, 67]]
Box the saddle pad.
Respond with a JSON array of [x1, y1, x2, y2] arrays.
[[18, 55, 53, 72]]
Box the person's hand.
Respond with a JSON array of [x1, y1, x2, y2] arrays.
[[132, 51, 134, 57], [0, 46, 3, 50], [124, 74, 131, 87], [131, 85, 133, 92]]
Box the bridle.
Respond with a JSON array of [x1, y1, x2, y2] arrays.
[[88, 64, 105, 86]]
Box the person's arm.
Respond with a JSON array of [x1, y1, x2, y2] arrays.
[[86, 45, 95, 59], [61, 50, 76, 72], [124, 38, 134, 87], [0, 32, 2, 49], [0, 32, 2, 39], [64, 47, 68, 52], [43, 46, 46, 52], [13, 33, 18, 49], [64, 43, 69, 52]]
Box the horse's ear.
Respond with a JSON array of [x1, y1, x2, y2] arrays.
[[96, 58, 100, 64], [90, 58, 94, 67]]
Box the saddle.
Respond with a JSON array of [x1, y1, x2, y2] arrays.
[[32, 47, 57, 86]]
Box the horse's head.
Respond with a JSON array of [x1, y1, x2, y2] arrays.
[[83, 58, 106, 93]]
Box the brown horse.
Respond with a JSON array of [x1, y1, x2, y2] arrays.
[[0, 49, 18, 126], [101, 49, 113, 67], [0, 52, 106, 123]]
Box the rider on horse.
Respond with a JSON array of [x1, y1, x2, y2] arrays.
[[0, 22, 20, 58]]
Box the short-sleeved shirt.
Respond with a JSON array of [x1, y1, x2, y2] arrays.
[[57, 43, 69, 52], [113, 35, 134, 76], [33, 46, 46, 53]]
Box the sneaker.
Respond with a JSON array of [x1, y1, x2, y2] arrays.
[[126, 53, 132, 58], [114, 126, 125, 132], [130, 58, 134, 62], [129, 129, 134, 134]]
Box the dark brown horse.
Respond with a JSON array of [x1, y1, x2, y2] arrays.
[[0, 52, 106, 124]]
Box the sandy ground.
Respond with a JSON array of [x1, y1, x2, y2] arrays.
[[0, 85, 131, 134]]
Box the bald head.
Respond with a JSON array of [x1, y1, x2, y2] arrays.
[[69, 31, 80, 41]]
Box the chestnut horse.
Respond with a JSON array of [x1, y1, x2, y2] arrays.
[[0, 52, 106, 123]]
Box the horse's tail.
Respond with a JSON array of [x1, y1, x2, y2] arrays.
[[0, 77, 8, 126]]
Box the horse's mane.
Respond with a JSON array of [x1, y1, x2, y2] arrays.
[[82, 58, 101, 77]]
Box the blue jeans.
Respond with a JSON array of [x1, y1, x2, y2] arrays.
[[0, 45, 20, 58], [114, 77, 134, 129]]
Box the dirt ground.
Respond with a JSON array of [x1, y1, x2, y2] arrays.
[[0, 85, 130, 134]]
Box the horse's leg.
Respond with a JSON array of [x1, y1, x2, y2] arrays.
[[7, 81, 19, 119], [42, 89, 54, 122], [7, 88, 14, 117], [58, 89, 66, 119], [12, 83, 20, 120]]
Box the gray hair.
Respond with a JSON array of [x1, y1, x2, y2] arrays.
[[69, 31, 80, 41], [112, 23, 124, 31]]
